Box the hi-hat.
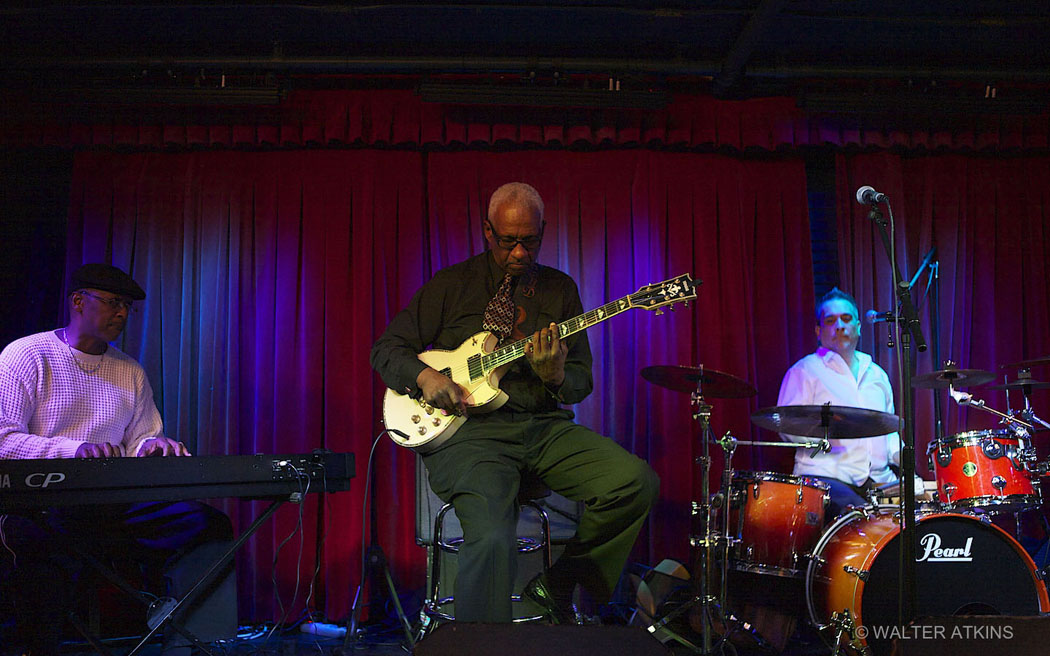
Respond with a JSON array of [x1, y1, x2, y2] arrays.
[[911, 367, 994, 389], [751, 404, 901, 439], [1001, 355, 1050, 370], [641, 365, 756, 398]]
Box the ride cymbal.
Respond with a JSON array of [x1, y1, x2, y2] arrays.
[[641, 365, 756, 398], [911, 368, 994, 389], [750, 404, 901, 439]]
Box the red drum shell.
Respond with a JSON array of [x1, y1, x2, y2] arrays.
[[930, 429, 1040, 513]]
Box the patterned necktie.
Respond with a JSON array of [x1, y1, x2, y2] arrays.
[[482, 273, 517, 340]]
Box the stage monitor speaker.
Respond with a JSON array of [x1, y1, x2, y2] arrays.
[[414, 623, 672, 656], [889, 615, 1050, 656]]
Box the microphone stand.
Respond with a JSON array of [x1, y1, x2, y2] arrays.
[[867, 202, 927, 630], [909, 246, 943, 442]]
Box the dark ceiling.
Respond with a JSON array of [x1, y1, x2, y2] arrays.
[[3, 2, 1049, 109]]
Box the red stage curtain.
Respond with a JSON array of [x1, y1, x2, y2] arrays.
[[836, 152, 1050, 465], [66, 148, 814, 622], [9, 89, 1050, 151]]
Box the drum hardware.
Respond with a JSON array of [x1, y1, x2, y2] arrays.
[[641, 364, 756, 654], [949, 386, 1033, 430], [941, 482, 957, 504], [993, 366, 1050, 432], [825, 610, 860, 656]]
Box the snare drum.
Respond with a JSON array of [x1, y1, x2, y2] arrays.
[[726, 471, 829, 578], [929, 429, 1041, 513], [806, 506, 1049, 656]]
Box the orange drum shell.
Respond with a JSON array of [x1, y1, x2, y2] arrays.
[[729, 473, 828, 576], [810, 509, 898, 631], [809, 509, 1050, 651]]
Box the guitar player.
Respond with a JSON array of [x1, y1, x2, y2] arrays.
[[370, 182, 659, 624]]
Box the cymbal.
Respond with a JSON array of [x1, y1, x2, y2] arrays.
[[751, 404, 901, 439], [641, 365, 757, 398], [987, 378, 1050, 392], [911, 367, 994, 389], [1001, 355, 1050, 369]]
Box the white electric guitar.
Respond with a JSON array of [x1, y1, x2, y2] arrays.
[[383, 273, 700, 452]]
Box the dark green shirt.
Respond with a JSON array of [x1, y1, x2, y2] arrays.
[[370, 251, 593, 413]]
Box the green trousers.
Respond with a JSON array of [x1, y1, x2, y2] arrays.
[[423, 411, 660, 622]]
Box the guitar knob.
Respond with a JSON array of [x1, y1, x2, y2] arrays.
[[411, 415, 421, 423], [418, 427, 427, 436], [425, 405, 435, 415], [432, 418, 442, 427]]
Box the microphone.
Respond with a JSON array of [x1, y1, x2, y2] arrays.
[[865, 309, 894, 324], [856, 185, 887, 204]]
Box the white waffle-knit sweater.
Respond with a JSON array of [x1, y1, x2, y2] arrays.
[[0, 330, 164, 459]]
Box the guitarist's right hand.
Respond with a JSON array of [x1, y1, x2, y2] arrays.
[[416, 367, 467, 416]]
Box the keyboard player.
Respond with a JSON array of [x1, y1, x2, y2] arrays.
[[0, 263, 236, 656]]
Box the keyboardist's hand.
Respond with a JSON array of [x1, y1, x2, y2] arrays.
[[137, 437, 192, 457], [75, 442, 126, 458]]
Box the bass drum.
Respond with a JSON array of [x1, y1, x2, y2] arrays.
[[806, 507, 1049, 656]]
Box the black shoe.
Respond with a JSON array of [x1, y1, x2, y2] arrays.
[[522, 574, 577, 625]]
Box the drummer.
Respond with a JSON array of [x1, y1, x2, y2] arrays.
[[777, 287, 909, 518]]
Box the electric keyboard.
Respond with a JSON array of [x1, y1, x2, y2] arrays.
[[0, 451, 354, 510]]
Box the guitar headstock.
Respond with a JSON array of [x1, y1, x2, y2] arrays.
[[629, 274, 701, 313]]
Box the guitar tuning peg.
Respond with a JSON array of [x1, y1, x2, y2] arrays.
[[669, 304, 677, 311], [655, 308, 665, 316]]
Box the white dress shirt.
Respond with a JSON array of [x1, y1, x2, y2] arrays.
[[777, 346, 900, 486]]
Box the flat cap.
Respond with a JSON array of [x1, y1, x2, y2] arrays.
[[70, 263, 146, 301]]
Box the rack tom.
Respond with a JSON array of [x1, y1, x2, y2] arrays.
[[726, 471, 830, 578], [929, 428, 1041, 513]]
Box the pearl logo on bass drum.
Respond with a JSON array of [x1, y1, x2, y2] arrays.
[[918, 532, 974, 562]]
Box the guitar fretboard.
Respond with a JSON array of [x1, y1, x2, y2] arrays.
[[479, 295, 634, 372]]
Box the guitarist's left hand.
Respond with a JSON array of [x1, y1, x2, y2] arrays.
[[525, 322, 567, 387]]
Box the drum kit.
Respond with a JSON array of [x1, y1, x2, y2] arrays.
[[639, 355, 1050, 656]]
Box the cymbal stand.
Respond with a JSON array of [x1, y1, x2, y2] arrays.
[[1005, 371, 1050, 432], [647, 366, 732, 654]]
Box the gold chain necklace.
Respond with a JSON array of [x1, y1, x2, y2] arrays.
[[60, 328, 104, 375]]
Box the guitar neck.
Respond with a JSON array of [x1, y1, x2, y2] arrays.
[[481, 294, 633, 372]]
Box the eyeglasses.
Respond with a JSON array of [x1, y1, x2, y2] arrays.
[[486, 220, 544, 251], [78, 290, 135, 312]]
